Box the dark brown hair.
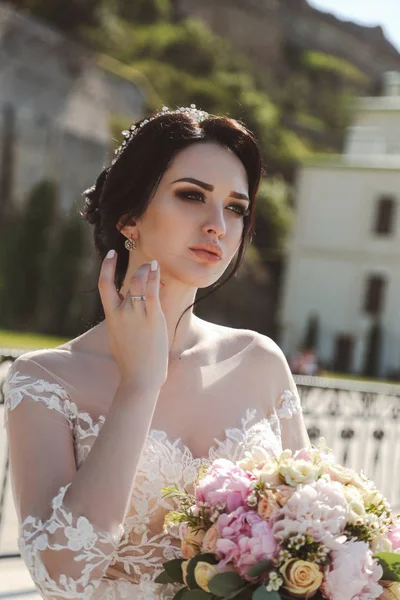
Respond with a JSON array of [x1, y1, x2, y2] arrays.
[[80, 108, 263, 332]]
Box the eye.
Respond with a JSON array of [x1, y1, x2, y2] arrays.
[[176, 189, 250, 217], [176, 190, 205, 202], [227, 204, 250, 217]]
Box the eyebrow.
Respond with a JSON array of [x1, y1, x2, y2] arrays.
[[171, 177, 250, 202]]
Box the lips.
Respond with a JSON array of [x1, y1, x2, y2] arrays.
[[189, 245, 222, 259], [190, 248, 222, 263]]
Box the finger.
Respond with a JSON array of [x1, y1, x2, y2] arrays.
[[145, 260, 160, 313], [98, 249, 120, 316], [121, 263, 150, 312]]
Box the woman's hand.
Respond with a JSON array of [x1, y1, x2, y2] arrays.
[[98, 250, 169, 391]]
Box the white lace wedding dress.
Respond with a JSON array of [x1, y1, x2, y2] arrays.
[[3, 353, 303, 600]]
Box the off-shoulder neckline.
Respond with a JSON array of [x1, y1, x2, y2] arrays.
[[4, 367, 287, 457]]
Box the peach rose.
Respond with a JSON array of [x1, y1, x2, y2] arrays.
[[258, 492, 278, 520], [181, 528, 206, 559], [275, 485, 295, 507], [194, 561, 218, 592], [280, 559, 323, 598], [181, 560, 189, 586], [202, 525, 219, 553], [379, 581, 400, 600]]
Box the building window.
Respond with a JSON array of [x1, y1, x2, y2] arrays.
[[364, 275, 386, 315], [374, 195, 396, 235]]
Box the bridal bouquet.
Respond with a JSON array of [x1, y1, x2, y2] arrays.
[[156, 441, 400, 600]]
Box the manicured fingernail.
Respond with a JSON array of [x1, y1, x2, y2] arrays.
[[106, 249, 115, 259], [150, 260, 158, 271]]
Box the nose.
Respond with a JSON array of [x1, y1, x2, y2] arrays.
[[201, 205, 227, 237]]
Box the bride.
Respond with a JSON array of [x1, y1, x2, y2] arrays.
[[4, 105, 309, 600]]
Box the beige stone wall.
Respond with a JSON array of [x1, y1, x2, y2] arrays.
[[0, 2, 146, 213]]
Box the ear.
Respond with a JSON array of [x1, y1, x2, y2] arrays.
[[116, 214, 138, 239]]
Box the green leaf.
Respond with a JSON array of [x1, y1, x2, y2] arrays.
[[252, 586, 280, 600], [207, 572, 245, 597], [186, 554, 219, 590], [154, 570, 175, 584], [374, 552, 400, 582], [185, 590, 213, 600], [163, 558, 186, 583], [247, 560, 274, 578], [172, 588, 191, 600], [223, 584, 254, 600]]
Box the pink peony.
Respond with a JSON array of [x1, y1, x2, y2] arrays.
[[215, 508, 277, 579], [321, 540, 383, 600], [272, 478, 347, 543], [388, 523, 400, 551], [195, 459, 253, 512], [215, 506, 254, 541]]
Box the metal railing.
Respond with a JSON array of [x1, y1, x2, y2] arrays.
[[1, 353, 400, 558]]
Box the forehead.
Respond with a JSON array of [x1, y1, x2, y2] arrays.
[[165, 142, 248, 191]]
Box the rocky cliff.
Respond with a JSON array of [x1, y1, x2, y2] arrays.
[[175, 0, 400, 85]]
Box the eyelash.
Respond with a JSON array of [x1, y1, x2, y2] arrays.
[[176, 190, 250, 217]]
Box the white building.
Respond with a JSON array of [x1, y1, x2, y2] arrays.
[[280, 72, 400, 378]]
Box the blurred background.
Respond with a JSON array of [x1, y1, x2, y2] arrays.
[[1, 0, 400, 591], [0, 0, 400, 382]]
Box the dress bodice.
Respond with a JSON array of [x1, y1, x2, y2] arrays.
[[3, 362, 302, 600]]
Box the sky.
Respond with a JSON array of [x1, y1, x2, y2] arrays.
[[307, 0, 400, 53]]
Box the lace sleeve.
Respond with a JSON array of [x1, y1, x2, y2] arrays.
[[274, 386, 309, 452], [276, 389, 303, 419], [3, 358, 124, 600]]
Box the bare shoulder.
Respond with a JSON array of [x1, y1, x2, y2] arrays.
[[216, 327, 294, 394], [199, 320, 288, 366]]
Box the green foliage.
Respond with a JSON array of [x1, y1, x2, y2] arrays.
[[37, 212, 87, 335], [374, 552, 400, 581], [363, 321, 383, 378], [303, 315, 320, 351], [247, 561, 274, 578], [116, 0, 171, 24], [0, 180, 58, 330], [302, 51, 368, 84], [208, 572, 246, 597], [255, 178, 294, 258], [253, 586, 280, 600]]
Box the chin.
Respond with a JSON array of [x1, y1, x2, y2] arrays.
[[163, 263, 226, 289]]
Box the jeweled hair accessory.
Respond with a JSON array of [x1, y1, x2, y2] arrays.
[[112, 104, 210, 163]]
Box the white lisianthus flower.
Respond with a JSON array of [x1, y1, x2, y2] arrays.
[[238, 446, 272, 471], [258, 461, 281, 486], [279, 460, 322, 487]]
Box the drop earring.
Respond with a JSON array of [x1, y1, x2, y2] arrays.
[[125, 237, 137, 251]]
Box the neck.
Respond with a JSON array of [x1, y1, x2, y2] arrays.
[[117, 272, 204, 360]]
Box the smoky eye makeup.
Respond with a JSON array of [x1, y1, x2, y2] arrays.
[[175, 188, 250, 216]]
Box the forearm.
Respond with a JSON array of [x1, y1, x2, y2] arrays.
[[62, 379, 161, 535]]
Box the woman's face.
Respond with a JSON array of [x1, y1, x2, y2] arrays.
[[134, 141, 250, 289]]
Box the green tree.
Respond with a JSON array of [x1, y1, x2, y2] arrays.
[[116, 0, 171, 24], [363, 321, 383, 378], [37, 212, 87, 336], [303, 314, 320, 351], [2, 180, 58, 330]]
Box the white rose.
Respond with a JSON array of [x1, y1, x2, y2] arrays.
[[279, 460, 322, 487], [371, 535, 393, 553], [324, 463, 355, 484], [259, 461, 281, 486]]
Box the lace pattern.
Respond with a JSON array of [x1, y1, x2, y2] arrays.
[[3, 366, 302, 600]]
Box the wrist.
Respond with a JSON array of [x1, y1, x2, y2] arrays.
[[118, 376, 161, 397]]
